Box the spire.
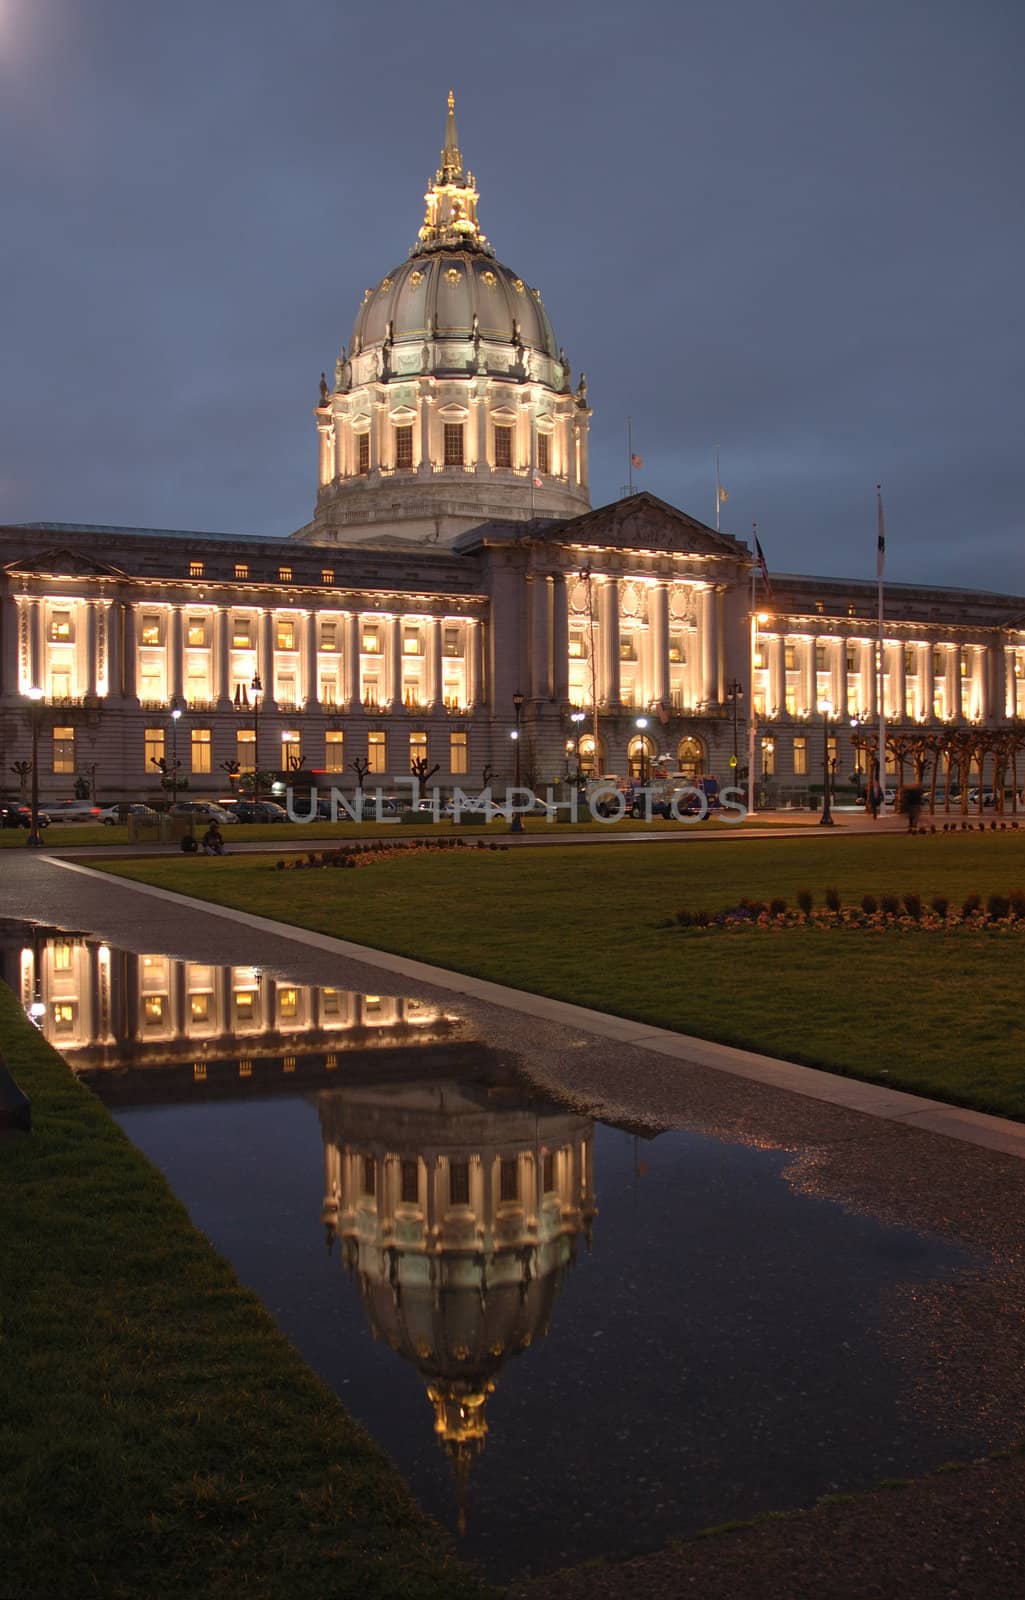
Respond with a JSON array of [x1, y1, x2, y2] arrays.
[[414, 90, 493, 256], [440, 89, 462, 182]]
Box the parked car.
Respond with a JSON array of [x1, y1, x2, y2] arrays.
[[0, 801, 50, 829], [169, 801, 238, 825], [967, 788, 996, 808], [97, 803, 161, 826], [44, 799, 102, 824], [221, 800, 291, 824]]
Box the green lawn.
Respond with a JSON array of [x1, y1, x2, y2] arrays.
[[96, 831, 1025, 1118], [0, 986, 489, 1600]]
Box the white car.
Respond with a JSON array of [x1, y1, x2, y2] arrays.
[[169, 801, 239, 825], [98, 803, 161, 826], [44, 800, 102, 823]]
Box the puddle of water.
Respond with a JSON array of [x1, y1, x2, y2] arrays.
[[8, 923, 994, 1581]]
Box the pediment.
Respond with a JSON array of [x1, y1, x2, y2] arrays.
[[539, 493, 747, 559], [4, 546, 129, 579]]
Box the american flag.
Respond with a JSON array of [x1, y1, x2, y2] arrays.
[[754, 534, 773, 597]]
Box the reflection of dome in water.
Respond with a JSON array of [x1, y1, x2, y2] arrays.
[[319, 1071, 596, 1504]]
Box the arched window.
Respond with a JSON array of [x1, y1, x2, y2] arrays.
[[578, 734, 605, 778], [676, 737, 705, 778], [627, 734, 656, 780]]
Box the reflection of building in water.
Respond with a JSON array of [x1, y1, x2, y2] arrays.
[[6, 929, 468, 1102], [320, 1073, 596, 1512]]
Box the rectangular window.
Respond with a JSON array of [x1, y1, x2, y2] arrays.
[[281, 731, 301, 771], [278, 566, 293, 583], [784, 644, 797, 671], [324, 730, 344, 771], [668, 634, 685, 664], [402, 627, 422, 655], [450, 731, 468, 774], [357, 433, 370, 474], [785, 686, 797, 715], [361, 625, 381, 654], [827, 735, 838, 763], [236, 728, 255, 773], [500, 1158, 519, 1202], [189, 561, 204, 579], [52, 726, 75, 775], [400, 1160, 419, 1204], [394, 425, 414, 469], [494, 424, 513, 468], [140, 613, 163, 647], [231, 617, 253, 648], [933, 648, 944, 676], [793, 736, 807, 776], [320, 621, 338, 651], [620, 634, 636, 661], [276, 619, 296, 650], [443, 625, 461, 657], [846, 646, 858, 674], [234, 562, 249, 580], [320, 677, 338, 707], [191, 729, 211, 774], [904, 646, 917, 674], [144, 727, 165, 770], [443, 423, 464, 466], [50, 668, 71, 700], [362, 1156, 376, 1197], [815, 643, 828, 671], [368, 731, 386, 774], [321, 567, 334, 585], [362, 678, 380, 709], [409, 732, 427, 768], [49, 610, 74, 642], [569, 630, 586, 659], [537, 433, 551, 475], [761, 738, 776, 776], [276, 673, 297, 707], [187, 615, 208, 647], [449, 1161, 470, 1206]]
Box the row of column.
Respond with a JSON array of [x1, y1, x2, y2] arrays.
[[760, 635, 1011, 721]]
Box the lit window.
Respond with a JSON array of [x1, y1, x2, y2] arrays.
[[494, 425, 513, 468], [815, 643, 828, 671], [140, 614, 162, 647], [569, 631, 586, 659], [443, 626, 461, 657], [325, 731, 344, 771], [450, 731, 468, 773], [235, 562, 249, 580], [278, 988, 299, 1020], [320, 622, 338, 651], [49, 610, 74, 642], [236, 728, 255, 773], [785, 644, 797, 671], [191, 729, 211, 774], [361, 626, 381, 654], [320, 677, 338, 707], [904, 646, 917, 674], [144, 728, 165, 769], [50, 727, 74, 775], [409, 732, 427, 767], [50, 668, 71, 700], [231, 618, 253, 648], [362, 678, 380, 709], [189, 561, 204, 579], [190, 994, 210, 1022], [52, 941, 73, 972], [443, 423, 464, 466], [793, 737, 807, 776], [537, 433, 551, 475], [846, 646, 858, 674], [669, 634, 685, 664], [281, 730, 301, 770], [187, 616, 207, 647], [321, 568, 335, 585], [394, 425, 413, 469], [51, 1002, 76, 1034], [620, 634, 636, 662], [367, 730, 386, 774], [143, 995, 166, 1026], [276, 673, 297, 707], [276, 619, 296, 650], [278, 566, 293, 583], [357, 433, 370, 474], [402, 627, 422, 655]]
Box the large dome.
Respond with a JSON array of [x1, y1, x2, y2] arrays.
[[351, 250, 560, 374]]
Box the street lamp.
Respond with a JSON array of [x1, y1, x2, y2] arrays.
[[819, 699, 835, 826], [510, 689, 525, 833], [724, 678, 743, 763], [24, 686, 45, 849], [634, 715, 649, 782], [251, 673, 263, 806], [571, 710, 585, 784], [170, 700, 182, 806]]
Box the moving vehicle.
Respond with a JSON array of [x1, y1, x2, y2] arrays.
[[44, 799, 102, 824], [0, 801, 50, 829]]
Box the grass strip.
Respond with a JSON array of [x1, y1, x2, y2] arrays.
[[0, 985, 490, 1600], [94, 831, 1025, 1119]]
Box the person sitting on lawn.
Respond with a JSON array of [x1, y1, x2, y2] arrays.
[[201, 821, 225, 855]]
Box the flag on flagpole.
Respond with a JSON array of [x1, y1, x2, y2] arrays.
[[718, 485, 729, 504], [876, 486, 886, 578], [630, 453, 643, 469], [532, 472, 543, 489], [754, 535, 773, 596]]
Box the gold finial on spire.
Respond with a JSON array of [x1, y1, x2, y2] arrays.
[[440, 88, 462, 182], [413, 90, 493, 256]]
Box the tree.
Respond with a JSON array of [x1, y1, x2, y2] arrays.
[[351, 756, 370, 786], [219, 759, 241, 791], [10, 760, 31, 802], [411, 757, 440, 785]]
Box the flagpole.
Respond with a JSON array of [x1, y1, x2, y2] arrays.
[[877, 485, 887, 817], [748, 524, 758, 816], [627, 417, 633, 495], [715, 444, 721, 532]]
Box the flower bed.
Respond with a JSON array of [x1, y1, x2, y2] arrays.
[[672, 888, 1025, 933], [274, 838, 511, 870]]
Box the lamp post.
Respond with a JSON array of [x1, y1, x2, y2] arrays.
[[510, 689, 525, 833], [819, 699, 835, 826], [725, 678, 743, 762], [761, 736, 774, 804], [170, 700, 182, 806], [24, 687, 45, 849], [634, 715, 649, 783], [251, 673, 263, 806], [571, 710, 585, 784]]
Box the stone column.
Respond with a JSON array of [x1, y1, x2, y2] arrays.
[[920, 644, 934, 722], [529, 575, 550, 702], [650, 582, 669, 707], [475, 394, 488, 469], [260, 610, 274, 701], [800, 640, 815, 718], [8, 597, 27, 692], [122, 602, 137, 702], [103, 601, 119, 701], [419, 395, 432, 473], [170, 606, 185, 703], [343, 614, 358, 707], [427, 618, 442, 709], [975, 646, 990, 722], [31, 599, 44, 689], [388, 616, 403, 710], [601, 579, 620, 706], [700, 587, 718, 706], [830, 638, 844, 715], [860, 641, 875, 716], [552, 575, 570, 704], [1005, 647, 1018, 718], [716, 588, 726, 704], [891, 642, 906, 723], [769, 636, 786, 716], [215, 608, 231, 707], [304, 611, 319, 710], [947, 645, 962, 719]]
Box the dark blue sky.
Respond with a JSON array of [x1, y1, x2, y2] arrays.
[[2, 0, 1022, 591]]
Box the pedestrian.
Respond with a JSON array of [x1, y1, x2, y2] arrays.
[[868, 780, 882, 820], [902, 784, 924, 833], [201, 821, 225, 855]]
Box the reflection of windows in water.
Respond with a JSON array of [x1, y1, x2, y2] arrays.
[[542, 1150, 555, 1191], [233, 990, 259, 1023], [51, 1002, 76, 1033], [283, 1056, 296, 1074], [321, 988, 342, 1016], [190, 993, 210, 1022], [363, 995, 382, 1016], [500, 1158, 518, 1202], [143, 996, 166, 1026], [362, 1156, 376, 1197], [278, 988, 299, 1019], [401, 1160, 419, 1204], [449, 1161, 470, 1205]]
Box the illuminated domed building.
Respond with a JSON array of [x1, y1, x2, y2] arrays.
[[1, 93, 1023, 805]]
